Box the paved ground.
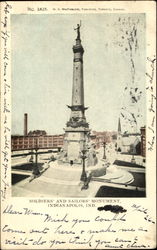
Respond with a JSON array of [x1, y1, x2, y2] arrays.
[[12, 163, 93, 197], [12, 162, 145, 198], [12, 145, 146, 198]]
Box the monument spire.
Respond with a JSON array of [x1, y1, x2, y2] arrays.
[[60, 23, 90, 165], [67, 22, 88, 126], [71, 21, 85, 108]]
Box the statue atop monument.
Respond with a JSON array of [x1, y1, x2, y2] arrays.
[[74, 21, 81, 40]]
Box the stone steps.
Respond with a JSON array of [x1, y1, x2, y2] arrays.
[[20, 178, 87, 197], [43, 166, 82, 181]]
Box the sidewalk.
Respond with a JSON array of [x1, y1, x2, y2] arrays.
[[12, 162, 96, 197], [12, 158, 143, 197], [11, 145, 146, 198]]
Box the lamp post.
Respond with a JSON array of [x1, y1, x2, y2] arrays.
[[29, 149, 34, 163], [32, 137, 40, 176], [103, 141, 107, 160], [80, 148, 87, 182], [131, 154, 136, 164]]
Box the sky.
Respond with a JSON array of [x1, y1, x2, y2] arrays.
[[11, 13, 146, 135]]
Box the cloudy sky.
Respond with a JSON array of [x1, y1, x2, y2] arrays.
[[11, 13, 146, 135]]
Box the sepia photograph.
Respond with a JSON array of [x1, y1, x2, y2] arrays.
[[11, 13, 146, 198], [1, 1, 156, 249]]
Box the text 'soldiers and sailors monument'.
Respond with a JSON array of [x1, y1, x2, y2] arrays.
[[59, 23, 97, 165]]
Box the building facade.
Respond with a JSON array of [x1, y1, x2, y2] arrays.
[[11, 131, 117, 152], [120, 133, 141, 155], [28, 130, 47, 136], [11, 134, 64, 151], [91, 131, 117, 149], [140, 126, 146, 157]]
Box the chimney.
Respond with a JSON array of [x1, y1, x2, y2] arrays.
[[24, 113, 28, 136]]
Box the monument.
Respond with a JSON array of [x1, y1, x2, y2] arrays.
[[59, 23, 97, 165]]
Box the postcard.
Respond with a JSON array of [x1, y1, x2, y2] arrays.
[[0, 1, 156, 249]]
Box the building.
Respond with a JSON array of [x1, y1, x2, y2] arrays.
[[11, 130, 118, 152], [116, 118, 145, 156], [90, 131, 117, 149], [11, 112, 64, 151], [28, 130, 47, 136], [120, 133, 141, 155], [140, 126, 146, 157], [11, 134, 64, 151]]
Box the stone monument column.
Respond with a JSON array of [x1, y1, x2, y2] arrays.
[[72, 30, 84, 108], [61, 23, 90, 165]]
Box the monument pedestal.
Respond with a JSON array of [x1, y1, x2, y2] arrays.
[[59, 126, 90, 165]]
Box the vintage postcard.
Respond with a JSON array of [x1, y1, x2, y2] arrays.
[[1, 1, 156, 249]]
